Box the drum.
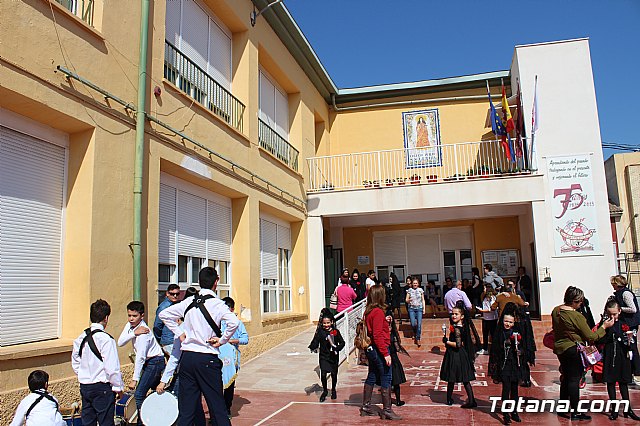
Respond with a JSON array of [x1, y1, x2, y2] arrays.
[[63, 415, 83, 426], [115, 392, 138, 424], [140, 392, 179, 426]]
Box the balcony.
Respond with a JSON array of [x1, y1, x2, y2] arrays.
[[164, 41, 245, 133], [307, 139, 533, 192], [258, 118, 299, 172], [55, 0, 94, 26]]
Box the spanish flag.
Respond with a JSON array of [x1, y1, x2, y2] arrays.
[[501, 84, 514, 133]]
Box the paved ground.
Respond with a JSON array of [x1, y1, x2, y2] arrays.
[[227, 325, 640, 425]]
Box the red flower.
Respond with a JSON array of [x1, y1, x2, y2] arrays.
[[510, 333, 522, 341], [449, 325, 455, 333], [330, 329, 338, 336], [622, 324, 630, 333]]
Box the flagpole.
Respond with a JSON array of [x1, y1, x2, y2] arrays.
[[517, 77, 528, 171], [530, 75, 538, 171]]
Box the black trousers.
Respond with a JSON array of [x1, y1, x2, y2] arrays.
[[178, 351, 230, 426], [558, 345, 584, 411], [80, 382, 115, 426], [482, 319, 497, 351], [501, 380, 519, 412], [223, 381, 235, 415]]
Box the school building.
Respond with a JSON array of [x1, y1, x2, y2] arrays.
[[0, 0, 616, 416]]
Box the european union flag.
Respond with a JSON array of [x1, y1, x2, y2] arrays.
[[489, 98, 507, 136]]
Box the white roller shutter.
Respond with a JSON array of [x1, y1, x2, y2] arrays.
[[164, 0, 181, 47], [177, 191, 206, 258], [0, 126, 65, 345], [440, 232, 472, 250], [158, 184, 177, 264], [260, 219, 277, 280], [207, 200, 231, 261], [277, 223, 291, 251], [259, 71, 276, 126], [180, 0, 208, 71], [374, 235, 406, 266], [275, 87, 289, 138], [208, 20, 231, 91], [406, 234, 440, 274]]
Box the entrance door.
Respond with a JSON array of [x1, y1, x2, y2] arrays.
[[324, 246, 342, 308], [442, 249, 473, 281], [376, 265, 406, 284]]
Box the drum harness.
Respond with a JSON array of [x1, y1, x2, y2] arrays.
[[183, 294, 223, 338], [24, 389, 59, 421], [78, 328, 114, 361]]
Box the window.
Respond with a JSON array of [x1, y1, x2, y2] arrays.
[[259, 70, 289, 139], [158, 174, 232, 297], [443, 249, 473, 282], [165, 0, 232, 91], [0, 123, 67, 346], [55, 0, 95, 26], [260, 217, 292, 313]]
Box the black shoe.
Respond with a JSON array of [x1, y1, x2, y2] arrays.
[[624, 410, 640, 421], [570, 413, 591, 421], [319, 390, 328, 402], [461, 400, 477, 409], [609, 412, 619, 420], [511, 413, 521, 422], [521, 380, 532, 388], [331, 389, 337, 400], [446, 398, 454, 406], [395, 399, 406, 406], [503, 414, 511, 425]]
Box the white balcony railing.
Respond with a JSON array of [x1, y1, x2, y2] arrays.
[[307, 139, 533, 192]]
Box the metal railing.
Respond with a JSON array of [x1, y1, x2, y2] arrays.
[[307, 138, 532, 192], [55, 0, 94, 26], [334, 298, 367, 365], [258, 118, 299, 172], [164, 41, 245, 132]]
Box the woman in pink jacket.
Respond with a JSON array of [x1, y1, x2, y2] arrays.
[[336, 277, 357, 313]]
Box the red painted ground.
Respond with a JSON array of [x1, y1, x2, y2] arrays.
[[229, 344, 640, 425]]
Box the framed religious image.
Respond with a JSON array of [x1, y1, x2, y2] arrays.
[[402, 108, 442, 168]]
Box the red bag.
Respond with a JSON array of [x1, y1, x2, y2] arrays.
[[543, 330, 555, 350]]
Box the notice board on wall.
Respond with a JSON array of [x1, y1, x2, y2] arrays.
[[481, 249, 520, 278]]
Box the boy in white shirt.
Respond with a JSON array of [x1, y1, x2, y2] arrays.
[[10, 370, 65, 426], [71, 299, 124, 426], [118, 300, 166, 424]]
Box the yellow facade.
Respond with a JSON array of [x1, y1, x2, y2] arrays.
[[0, 1, 526, 419], [0, 0, 328, 411]]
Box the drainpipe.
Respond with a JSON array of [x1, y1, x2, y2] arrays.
[[133, 0, 150, 301], [331, 93, 502, 112]]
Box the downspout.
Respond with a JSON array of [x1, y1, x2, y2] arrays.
[[133, 0, 150, 301]]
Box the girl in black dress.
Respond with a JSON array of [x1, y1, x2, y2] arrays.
[[439, 301, 480, 408], [309, 309, 345, 402], [598, 299, 640, 420], [386, 308, 408, 406], [488, 302, 528, 424]]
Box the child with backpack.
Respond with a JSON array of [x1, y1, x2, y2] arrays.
[[309, 308, 345, 402], [10, 370, 65, 426]]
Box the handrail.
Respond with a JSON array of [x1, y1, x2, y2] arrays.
[[334, 297, 367, 365], [258, 118, 299, 171], [164, 40, 245, 132]]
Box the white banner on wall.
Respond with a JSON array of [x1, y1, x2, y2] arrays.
[[547, 154, 601, 256]]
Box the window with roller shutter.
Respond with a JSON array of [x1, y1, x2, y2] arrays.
[[0, 124, 67, 346]]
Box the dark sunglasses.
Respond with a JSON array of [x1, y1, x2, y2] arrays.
[[168, 291, 181, 296]]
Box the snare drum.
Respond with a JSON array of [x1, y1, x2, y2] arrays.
[[140, 392, 179, 426], [115, 392, 138, 424], [63, 414, 83, 426]]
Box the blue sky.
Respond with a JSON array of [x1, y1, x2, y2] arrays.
[[285, 0, 640, 159]]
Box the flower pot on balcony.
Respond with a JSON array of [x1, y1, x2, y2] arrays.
[[385, 179, 395, 187], [363, 180, 372, 188], [426, 175, 438, 183], [372, 181, 381, 188], [397, 178, 407, 186], [410, 175, 421, 185]]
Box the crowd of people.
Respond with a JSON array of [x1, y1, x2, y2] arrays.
[[11, 267, 247, 426], [319, 267, 640, 424]]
